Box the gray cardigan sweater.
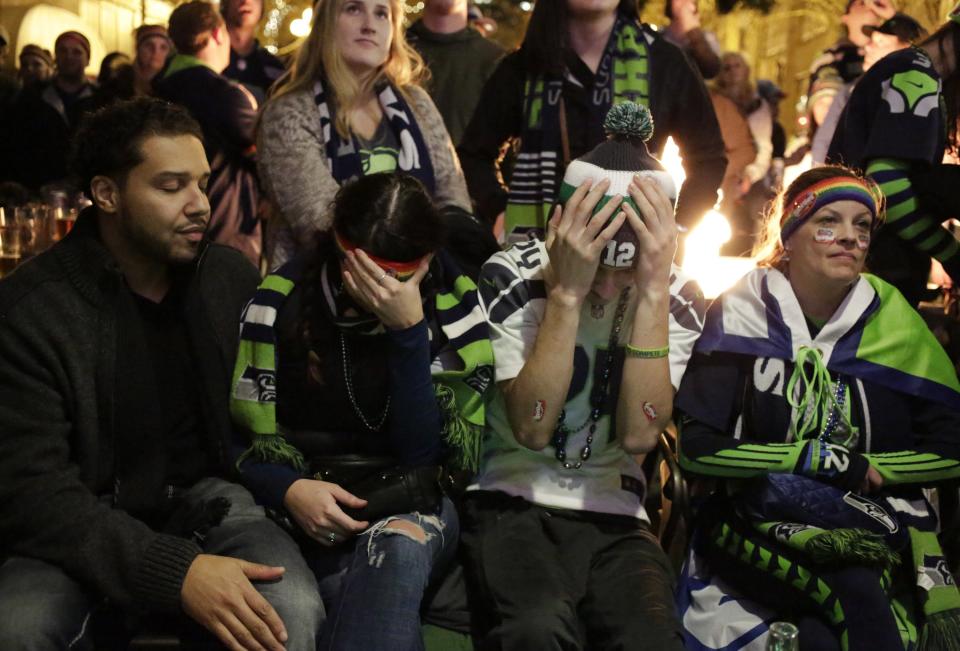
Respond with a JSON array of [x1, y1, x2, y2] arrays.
[[257, 84, 472, 269], [0, 212, 261, 613]]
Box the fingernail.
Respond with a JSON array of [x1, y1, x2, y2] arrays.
[[281, 630, 288, 642]]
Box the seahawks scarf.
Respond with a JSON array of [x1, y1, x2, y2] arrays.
[[313, 75, 436, 192], [697, 268, 960, 412], [703, 486, 960, 651], [504, 15, 651, 242], [232, 249, 494, 472]]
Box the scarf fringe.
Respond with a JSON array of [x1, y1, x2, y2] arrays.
[[238, 434, 306, 471], [803, 527, 901, 570], [919, 610, 960, 651], [435, 383, 482, 472]]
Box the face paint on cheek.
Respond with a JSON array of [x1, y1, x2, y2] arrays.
[[856, 234, 870, 250], [814, 228, 836, 244]]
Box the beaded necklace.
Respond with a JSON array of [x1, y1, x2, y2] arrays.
[[551, 289, 630, 469], [339, 332, 391, 432], [819, 376, 857, 448]]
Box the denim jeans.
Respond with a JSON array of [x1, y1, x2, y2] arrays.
[[309, 496, 458, 651], [0, 478, 322, 651]]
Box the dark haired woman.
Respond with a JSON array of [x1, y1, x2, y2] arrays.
[[827, 10, 960, 307], [231, 172, 493, 650], [675, 165, 960, 650], [456, 0, 726, 242]]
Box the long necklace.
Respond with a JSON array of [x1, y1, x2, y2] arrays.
[[339, 332, 391, 432], [819, 376, 857, 448], [551, 289, 630, 470]]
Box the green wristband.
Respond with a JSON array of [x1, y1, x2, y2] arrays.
[[625, 344, 669, 359]]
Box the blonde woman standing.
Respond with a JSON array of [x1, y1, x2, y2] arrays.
[[257, 0, 471, 269]]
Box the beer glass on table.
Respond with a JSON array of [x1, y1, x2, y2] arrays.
[[0, 207, 22, 278]]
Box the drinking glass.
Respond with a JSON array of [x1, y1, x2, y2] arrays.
[[0, 207, 22, 278]]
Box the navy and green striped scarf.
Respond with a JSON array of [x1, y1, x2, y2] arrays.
[[504, 15, 651, 243], [313, 74, 436, 192], [704, 491, 960, 651], [231, 249, 494, 472]]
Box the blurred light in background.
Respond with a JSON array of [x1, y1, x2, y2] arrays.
[[683, 209, 756, 298], [660, 136, 755, 298], [16, 6, 106, 76], [289, 7, 312, 37]]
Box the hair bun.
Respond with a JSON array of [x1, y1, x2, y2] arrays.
[[603, 102, 654, 142]]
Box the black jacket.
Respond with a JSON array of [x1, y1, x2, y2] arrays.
[[457, 29, 726, 228], [155, 60, 261, 265], [0, 210, 260, 613], [0, 80, 96, 190]]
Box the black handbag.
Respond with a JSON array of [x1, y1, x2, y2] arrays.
[[310, 455, 443, 522]]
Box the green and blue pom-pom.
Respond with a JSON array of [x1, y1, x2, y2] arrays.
[[603, 102, 654, 142]]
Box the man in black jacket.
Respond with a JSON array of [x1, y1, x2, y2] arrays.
[[0, 98, 321, 650], [222, 0, 286, 104], [1, 30, 97, 190], [156, 1, 262, 267]]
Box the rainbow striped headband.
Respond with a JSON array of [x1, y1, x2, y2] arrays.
[[334, 231, 425, 281], [780, 177, 881, 243]]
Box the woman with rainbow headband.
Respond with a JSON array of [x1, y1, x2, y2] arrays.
[[674, 165, 960, 650], [230, 172, 493, 649]]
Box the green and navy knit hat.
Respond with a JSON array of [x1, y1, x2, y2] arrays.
[[557, 102, 677, 268]]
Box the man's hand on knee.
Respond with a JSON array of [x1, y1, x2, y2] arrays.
[[181, 553, 288, 651]]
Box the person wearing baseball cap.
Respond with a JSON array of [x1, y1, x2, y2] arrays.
[[827, 3, 960, 305], [0, 29, 96, 189], [133, 24, 172, 95], [862, 12, 927, 68], [812, 12, 924, 164], [461, 103, 703, 649]]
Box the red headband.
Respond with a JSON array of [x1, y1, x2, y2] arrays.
[[334, 231, 424, 280]]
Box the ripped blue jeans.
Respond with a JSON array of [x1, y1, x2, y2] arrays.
[[308, 496, 458, 651]]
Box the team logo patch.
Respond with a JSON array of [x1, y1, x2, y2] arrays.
[[771, 522, 815, 543], [234, 365, 276, 403], [842, 492, 899, 533], [918, 555, 955, 591], [464, 365, 494, 395]]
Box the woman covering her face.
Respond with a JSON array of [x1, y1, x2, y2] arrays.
[[231, 172, 493, 649], [674, 165, 960, 650], [256, 0, 472, 270]]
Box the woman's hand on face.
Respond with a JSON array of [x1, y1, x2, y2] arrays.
[[283, 478, 369, 546], [622, 175, 678, 292], [544, 178, 627, 306], [342, 250, 432, 330]]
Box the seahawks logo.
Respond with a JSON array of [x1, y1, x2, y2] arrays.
[[842, 492, 899, 534], [234, 365, 276, 403], [464, 365, 494, 395], [771, 523, 814, 543]]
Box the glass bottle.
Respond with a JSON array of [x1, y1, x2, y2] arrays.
[[766, 621, 799, 651]]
